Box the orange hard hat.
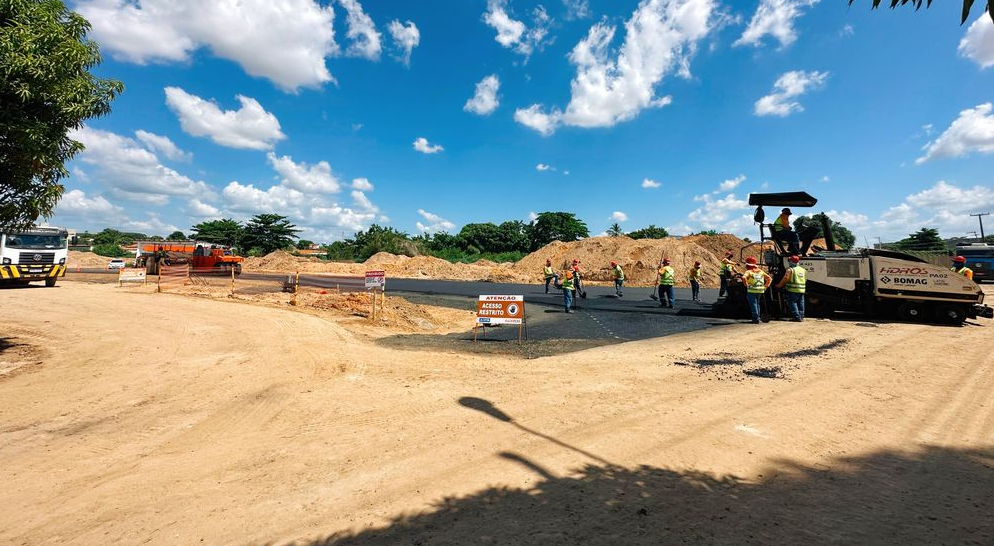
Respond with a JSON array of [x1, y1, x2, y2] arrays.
[[662, 258, 670, 264], [789, 255, 800, 263], [745, 257, 757, 265], [572, 259, 579, 264], [610, 261, 617, 266], [954, 256, 967, 263]]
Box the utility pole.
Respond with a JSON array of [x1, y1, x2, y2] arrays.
[[970, 212, 990, 241]]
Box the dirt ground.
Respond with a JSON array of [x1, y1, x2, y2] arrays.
[[1, 282, 992, 546]]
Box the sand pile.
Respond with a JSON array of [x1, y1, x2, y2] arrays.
[[67, 251, 118, 268], [512, 235, 761, 288]]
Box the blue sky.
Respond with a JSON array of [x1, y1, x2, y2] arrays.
[[52, 0, 994, 244]]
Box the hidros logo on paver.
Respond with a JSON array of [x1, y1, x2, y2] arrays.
[[879, 276, 891, 284]]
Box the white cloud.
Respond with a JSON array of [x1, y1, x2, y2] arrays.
[[684, 192, 753, 235], [416, 209, 455, 233], [134, 130, 191, 162], [351, 190, 378, 213], [267, 152, 341, 193], [642, 178, 661, 188], [186, 198, 221, 218], [388, 20, 420, 66], [351, 177, 374, 191], [734, 0, 819, 49], [959, 15, 994, 69], [55, 189, 123, 218], [76, 0, 339, 91], [464, 74, 501, 116], [484, 0, 552, 58], [122, 213, 179, 235], [917, 103, 994, 163], [562, 0, 591, 20], [338, 0, 381, 60], [514, 0, 714, 136], [754, 70, 828, 117], [536, 163, 554, 171], [165, 87, 285, 150], [527, 211, 539, 221], [718, 174, 746, 191], [839, 23, 854, 38], [611, 211, 629, 222], [70, 126, 214, 204], [413, 137, 444, 154]]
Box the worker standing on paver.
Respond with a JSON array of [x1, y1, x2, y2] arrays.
[[561, 268, 575, 313], [611, 261, 625, 297], [543, 259, 558, 293], [656, 258, 676, 309], [771, 208, 801, 254], [719, 251, 737, 297], [741, 257, 772, 324], [688, 260, 702, 303], [951, 256, 974, 280], [776, 255, 807, 322]]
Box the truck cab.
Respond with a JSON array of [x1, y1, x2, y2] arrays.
[[0, 227, 69, 287]]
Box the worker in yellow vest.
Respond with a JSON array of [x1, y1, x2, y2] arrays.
[[543, 259, 558, 293], [951, 256, 974, 280], [561, 269, 575, 313], [719, 251, 737, 297], [771, 208, 800, 254], [776, 255, 807, 321], [741, 257, 772, 324], [656, 258, 676, 309], [611, 260, 625, 297], [688, 260, 702, 302]]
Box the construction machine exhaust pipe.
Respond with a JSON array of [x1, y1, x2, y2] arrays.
[[820, 214, 836, 251]]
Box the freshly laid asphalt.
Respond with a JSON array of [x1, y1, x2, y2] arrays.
[[73, 269, 742, 345]]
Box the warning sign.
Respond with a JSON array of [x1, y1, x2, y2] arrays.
[[476, 295, 524, 325], [365, 270, 385, 288]]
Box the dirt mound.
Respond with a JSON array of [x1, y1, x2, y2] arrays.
[[67, 251, 117, 268], [364, 252, 410, 266], [242, 250, 302, 271], [512, 235, 762, 288]]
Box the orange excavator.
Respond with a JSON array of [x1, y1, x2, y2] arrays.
[[135, 241, 243, 275]]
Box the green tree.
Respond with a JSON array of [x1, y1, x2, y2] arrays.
[[92, 243, 128, 257], [324, 241, 356, 261], [606, 223, 624, 237], [893, 227, 946, 252], [694, 230, 720, 236], [793, 213, 856, 250], [242, 214, 300, 254], [849, 0, 992, 26], [92, 228, 123, 245], [496, 221, 529, 253], [458, 223, 502, 254], [166, 231, 187, 241], [628, 225, 670, 240], [0, 0, 124, 230], [526, 212, 589, 250], [296, 239, 315, 249], [190, 218, 244, 248], [349, 224, 413, 261]]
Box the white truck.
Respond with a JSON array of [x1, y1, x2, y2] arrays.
[[0, 227, 69, 287]]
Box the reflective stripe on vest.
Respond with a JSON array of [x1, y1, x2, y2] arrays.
[[786, 266, 806, 294], [746, 270, 767, 293], [658, 266, 675, 286]]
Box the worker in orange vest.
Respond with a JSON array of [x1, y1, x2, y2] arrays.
[[741, 257, 772, 324], [951, 256, 974, 280]]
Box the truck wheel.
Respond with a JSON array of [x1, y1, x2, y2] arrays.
[[897, 302, 925, 322], [45, 278, 57, 287], [936, 304, 966, 325]]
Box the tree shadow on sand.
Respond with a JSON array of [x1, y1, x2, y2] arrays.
[[270, 399, 994, 546]]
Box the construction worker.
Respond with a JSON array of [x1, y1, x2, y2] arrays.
[[741, 257, 772, 324], [719, 251, 737, 297], [688, 260, 702, 303], [776, 255, 807, 321], [951, 256, 974, 280], [543, 259, 558, 293], [656, 258, 676, 308], [561, 268, 575, 313], [611, 261, 625, 297], [571, 259, 585, 301], [771, 207, 801, 254]]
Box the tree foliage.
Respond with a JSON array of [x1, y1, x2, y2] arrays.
[[0, 0, 124, 230], [606, 223, 624, 237], [628, 225, 670, 240], [190, 219, 244, 248], [848, 0, 993, 26], [793, 213, 857, 250], [526, 212, 589, 250], [166, 231, 187, 241], [242, 214, 300, 254], [892, 227, 946, 252]]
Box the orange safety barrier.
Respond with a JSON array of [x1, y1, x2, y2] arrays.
[[157, 264, 190, 292]]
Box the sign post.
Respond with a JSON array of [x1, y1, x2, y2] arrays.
[[474, 295, 525, 343], [365, 270, 386, 320]]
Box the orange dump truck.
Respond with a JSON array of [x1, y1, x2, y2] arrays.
[[135, 241, 243, 275]]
